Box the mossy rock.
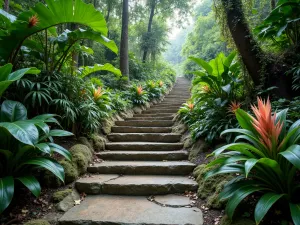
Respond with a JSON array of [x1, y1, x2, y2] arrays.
[[188, 139, 210, 162], [72, 152, 88, 175], [24, 219, 50, 225], [43, 170, 63, 188], [206, 180, 228, 209], [91, 134, 107, 152], [69, 144, 93, 161], [52, 189, 72, 203], [183, 134, 194, 149], [172, 123, 188, 135], [220, 215, 255, 225], [78, 137, 94, 152], [101, 118, 115, 134], [60, 160, 79, 184]]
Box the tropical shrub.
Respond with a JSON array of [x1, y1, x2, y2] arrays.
[[146, 80, 163, 100], [128, 85, 149, 105], [206, 98, 300, 225]]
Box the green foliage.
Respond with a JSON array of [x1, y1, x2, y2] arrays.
[[206, 99, 300, 225], [127, 85, 149, 106], [146, 80, 164, 100], [273, 97, 300, 122]]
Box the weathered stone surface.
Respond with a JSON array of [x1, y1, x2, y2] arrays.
[[42, 212, 63, 224], [78, 137, 94, 152], [59, 195, 203, 225], [183, 134, 194, 149], [189, 139, 210, 162], [172, 123, 188, 135], [88, 161, 195, 175], [107, 133, 181, 143], [69, 144, 92, 175], [24, 220, 50, 225], [105, 142, 183, 151], [101, 117, 115, 134], [220, 216, 255, 225], [91, 134, 107, 152], [75, 174, 119, 194], [53, 189, 73, 203], [97, 150, 188, 161], [126, 116, 174, 121], [133, 106, 143, 114], [57, 190, 80, 212], [142, 109, 178, 114], [115, 120, 174, 127], [119, 109, 134, 119], [154, 195, 192, 206], [70, 144, 93, 160], [133, 113, 174, 117], [111, 126, 172, 133]]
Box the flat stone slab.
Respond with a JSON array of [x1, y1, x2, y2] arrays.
[[115, 120, 174, 127], [154, 195, 192, 206], [107, 133, 181, 143], [111, 126, 172, 133], [105, 142, 183, 151], [58, 195, 203, 225]]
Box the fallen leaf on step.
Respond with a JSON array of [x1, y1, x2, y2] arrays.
[[74, 200, 81, 205]]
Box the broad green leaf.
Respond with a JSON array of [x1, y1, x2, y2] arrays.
[[220, 180, 255, 200], [16, 176, 41, 197], [48, 143, 72, 161], [49, 129, 73, 137], [224, 51, 236, 67], [235, 109, 256, 134], [245, 158, 283, 178], [255, 193, 284, 224], [0, 100, 27, 122], [78, 63, 121, 78], [35, 143, 51, 154], [23, 158, 65, 182], [290, 203, 300, 225], [0, 176, 14, 214], [205, 164, 244, 179], [280, 145, 300, 169], [213, 142, 263, 158], [189, 56, 213, 75], [221, 84, 231, 94], [0, 149, 13, 159], [0, 64, 12, 81]]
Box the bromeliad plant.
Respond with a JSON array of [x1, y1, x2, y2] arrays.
[[206, 97, 300, 224], [129, 85, 149, 105]]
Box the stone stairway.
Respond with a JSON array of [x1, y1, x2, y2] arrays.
[[59, 78, 203, 225]]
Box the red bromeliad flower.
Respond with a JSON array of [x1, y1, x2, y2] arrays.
[[28, 15, 39, 28], [228, 101, 241, 113], [93, 87, 103, 100], [137, 86, 143, 95], [250, 97, 283, 151]]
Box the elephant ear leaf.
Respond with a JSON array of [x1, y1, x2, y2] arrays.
[[0, 100, 27, 122], [0, 176, 14, 214], [16, 176, 41, 197]]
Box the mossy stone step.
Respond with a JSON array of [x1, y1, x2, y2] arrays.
[[142, 109, 178, 114], [87, 161, 196, 175], [115, 120, 174, 127], [105, 142, 183, 151], [133, 113, 174, 117], [75, 175, 197, 195], [126, 116, 173, 121], [111, 126, 172, 133], [107, 133, 181, 142], [97, 150, 188, 161]]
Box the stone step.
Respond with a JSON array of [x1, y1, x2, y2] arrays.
[[75, 175, 197, 195], [107, 133, 181, 142], [59, 195, 203, 225], [126, 116, 173, 121], [142, 109, 178, 114], [106, 142, 183, 151], [115, 120, 173, 127], [133, 113, 174, 117], [88, 161, 196, 175], [97, 150, 188, 161], [150, 106, 180, 110], [111, 126, 172, 133]]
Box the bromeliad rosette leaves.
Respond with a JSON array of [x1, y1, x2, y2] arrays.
[[206, 97, 300, 225]]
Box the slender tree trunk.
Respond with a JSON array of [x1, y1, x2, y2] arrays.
[[142, 0, 156, 63], [4, 0, 9, 12], [220, 0, 264, 86], [120, 0, 129, 82], [71, 23, 79, 73], [271, 0, 276, 9]]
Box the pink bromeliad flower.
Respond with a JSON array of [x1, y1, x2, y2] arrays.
[[250, 97, 283, 151]]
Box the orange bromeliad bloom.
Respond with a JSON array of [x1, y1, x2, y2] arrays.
[[159, 81, 164, 87], [250, 97, 283, 151], [202, 85, 210, 93], [28, 15, 39, 28], [228, 101, 241, 113], [137, 86, 143, 95], [187, 102, 194, 111], [93, 87, 103, 100]]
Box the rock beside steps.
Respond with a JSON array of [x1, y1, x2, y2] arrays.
[[59, 78, 203, 225]]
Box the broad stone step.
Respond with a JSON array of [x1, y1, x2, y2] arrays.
[[59, 195, 203, 225], [106, 142, 183, 151], [154, 103, 183, 107], [142, 109, 178, 114], [150, 106, 180, 110], [133, 113, 174, 117], [115, 120, 173, 127], [107, 133, 181, 142], [76, 175, 197, 195], [88, 161, 195, 175], [97, 150, 188, 161], [111, 126, 172, 133], [126, 116, 173, 121]]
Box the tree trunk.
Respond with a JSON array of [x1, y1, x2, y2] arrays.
[[120, 0, 129, 81], [71, 23, 79, 73], [271, 0, 276, 9], [142, 0, 156, 63], [4, 0, 9, 12]]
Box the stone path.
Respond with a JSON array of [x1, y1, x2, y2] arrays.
[[59, 78, 203, 225]]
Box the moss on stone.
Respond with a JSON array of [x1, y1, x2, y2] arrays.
[[101, 118, 115, 134], [172, 123, 188, 135], [183, 134, 194, 149], [60, 160, 79, 184], [78, 137, 94, 152], [52, 189, 72, 203], [71, 152, 88, 175], [220, 216, 255, 225], [69, 144, 93, 161], [206, 180, 228, 209], [188, 139, 210, 162], [91, 134, 107, 152], [24, 220, 50, 225]]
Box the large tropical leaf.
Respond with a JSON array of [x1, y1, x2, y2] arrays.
[[290, 203, 300, 225], [189, 56, 213, 75], [255, 193, 285, 224], [279, 145, 300, 169], [0, 100, 27, 122], [0, 0, 109, 61], [0, 176, 14, 214], [16, 176, 41, 197], [48, 143, 72, 161], [78, 63, 121, 78]]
